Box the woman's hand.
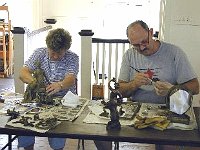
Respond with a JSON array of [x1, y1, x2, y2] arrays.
[[154, 81, 173, 96], [46, 82, 63, 95]]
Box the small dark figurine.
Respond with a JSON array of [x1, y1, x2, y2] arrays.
[[13, 116, 35, 127], [7, 108, 20, 120], [23, 61, 54, 105], [102, 78, 123, 131], [119, 106, 125, 116], [35, 118, 58, 130], [99, 108, 109, 118], [34, 113, 40, 121]]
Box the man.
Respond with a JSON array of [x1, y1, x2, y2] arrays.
[[118, 20, 199, 150], [119, 20, 199, 102]]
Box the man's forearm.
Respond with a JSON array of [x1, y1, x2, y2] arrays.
[[118, 81, 138, 98], [180, 78, 199, 95]]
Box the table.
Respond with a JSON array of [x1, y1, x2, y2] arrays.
[[1, 106, 200, 150]]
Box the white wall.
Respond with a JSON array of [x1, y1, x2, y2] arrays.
[[159, 0, 200, 106], [40, 0, 161, 37], [2, 0, 161, 35], [0, 0, 34, 29], [2, 0, 161, 54]]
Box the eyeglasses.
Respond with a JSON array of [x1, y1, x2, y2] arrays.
[[131, 30, 149, 49]]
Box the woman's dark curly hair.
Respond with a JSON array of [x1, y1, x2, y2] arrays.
[[46, 28, 72, 52]]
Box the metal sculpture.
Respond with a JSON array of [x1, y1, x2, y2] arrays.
[[7, 108, 20, 120], [23, 61, 54, 105], [101, 78, 123, 131]]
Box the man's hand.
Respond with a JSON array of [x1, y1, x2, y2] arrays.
[[132, 72, 151, 88], [154, 81, 173, 96]]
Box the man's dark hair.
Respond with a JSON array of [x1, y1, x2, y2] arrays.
[[46, 28, 72, 52], [126, 20, 149, 37]]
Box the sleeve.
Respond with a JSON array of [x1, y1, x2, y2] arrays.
[[66, 53, 79, 77], [118, 51, 131, 82], [24, 48, 45, 71], [175, 48, 197, 84]]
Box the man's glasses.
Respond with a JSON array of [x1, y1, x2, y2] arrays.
[[131, 30, 149, 49]]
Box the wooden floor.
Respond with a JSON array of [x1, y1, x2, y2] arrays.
[[0, 77, 156, 150]]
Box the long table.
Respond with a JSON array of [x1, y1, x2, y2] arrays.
[[1, 106, 200, 150]]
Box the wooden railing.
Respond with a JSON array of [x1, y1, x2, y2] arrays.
[[79, 30, 130, 99]]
